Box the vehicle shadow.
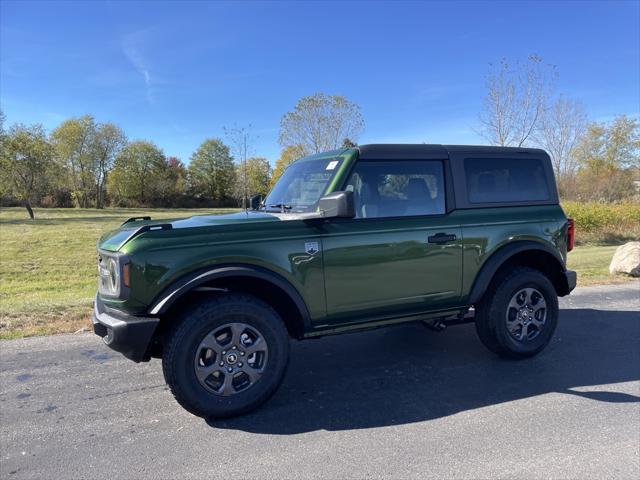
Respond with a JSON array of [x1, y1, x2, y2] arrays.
[[208, 308, 640, 434]]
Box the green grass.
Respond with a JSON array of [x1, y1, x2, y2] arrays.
[[0, 207, 635, 339], [567, 245, 634, 286], [0, 207, 238, 339]]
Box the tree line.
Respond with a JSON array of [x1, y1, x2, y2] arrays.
[[0, 93, 362, 218], [1, 60, 638, 219]]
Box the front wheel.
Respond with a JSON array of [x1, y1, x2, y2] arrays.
[[162, 294, 290, 418], [475, 267, 559, 358]]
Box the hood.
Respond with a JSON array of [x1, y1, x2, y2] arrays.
[[170, 211, 279, 228], [98, 211, 281, 252]]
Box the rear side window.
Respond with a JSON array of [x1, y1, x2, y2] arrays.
[[464, 158, 549, 204]]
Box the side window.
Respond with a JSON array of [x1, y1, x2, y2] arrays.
[[344, 161, 445, 219], [464, 158, 550, 203]]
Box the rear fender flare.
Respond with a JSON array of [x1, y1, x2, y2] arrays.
[[467, 241, 566, 305]]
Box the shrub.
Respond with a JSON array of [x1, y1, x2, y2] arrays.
[[562, 201, 640, 245]]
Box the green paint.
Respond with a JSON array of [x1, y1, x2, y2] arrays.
[[96, 149, 570, 335]]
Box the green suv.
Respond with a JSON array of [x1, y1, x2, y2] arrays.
[[94, 144, 576, 418]]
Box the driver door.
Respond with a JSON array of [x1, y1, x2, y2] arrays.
[[321, 159, 462, 325]]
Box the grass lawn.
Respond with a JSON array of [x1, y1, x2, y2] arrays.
[[0, 206, 636, 339], [0, 207, 238, 339], [566, 245, 634, 285]]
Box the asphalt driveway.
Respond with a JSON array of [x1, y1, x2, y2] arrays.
[[1, 282, 639, 479]]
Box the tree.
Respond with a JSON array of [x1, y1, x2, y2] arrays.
[[50, 116, 97, 208], [158, 156, 187, 206], [279, 93, 364, 155], [574, 115, 639, 170], [51, 116, 127, 208], [188, 138, 236, 201], [538, 96, 587, 178], [224, 124, 257, 209], [478, 55, 557, 147], [270, 145, 305, 188], [573, 162, 635, 203], [234, 157, 272, 203], [0, 124, 54, 219], [571, 115, 639, 202], [108, 141, 168, 206], [536, 95, 588, 197], [92, 123, 126, 208], [341, 138, 357, 148]]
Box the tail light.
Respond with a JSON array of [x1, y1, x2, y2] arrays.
[[567, 218, 575, 252]]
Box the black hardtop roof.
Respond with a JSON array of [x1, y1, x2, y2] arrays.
[[357, 144, 546, 160]]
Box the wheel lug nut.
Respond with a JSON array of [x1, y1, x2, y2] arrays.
[[232, 345, 237, 350], [227, 367, 232, 373], [240, 351, 245, 356], [219, 362, 224, 366], [222, 351, 226, 355]]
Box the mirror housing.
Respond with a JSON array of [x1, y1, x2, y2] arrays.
[[250, 194, 263, 211], [318, 191, 355, 219]]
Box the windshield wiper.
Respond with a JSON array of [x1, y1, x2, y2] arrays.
[[268, 204, 292, 212]]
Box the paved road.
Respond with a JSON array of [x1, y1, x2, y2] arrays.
[[1, 283, 639, 479]]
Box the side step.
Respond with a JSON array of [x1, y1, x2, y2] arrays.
[[422, 307, 475, 332]]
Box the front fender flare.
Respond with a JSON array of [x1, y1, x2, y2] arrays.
[[148, 264, 311, 331]]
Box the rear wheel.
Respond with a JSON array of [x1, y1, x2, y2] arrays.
[[475, 267, 558, 358], [162, 294, 290, 418]]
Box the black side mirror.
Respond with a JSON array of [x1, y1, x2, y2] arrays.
[[250, 194, 263, 211], [318, 191, 355, 219]]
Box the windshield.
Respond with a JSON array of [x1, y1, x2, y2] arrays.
[[263, 157, 343, 213]]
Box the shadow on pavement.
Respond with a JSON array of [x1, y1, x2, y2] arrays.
[[208, 308, 640, 434]]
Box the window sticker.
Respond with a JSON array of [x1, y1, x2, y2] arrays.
[[326, 160, 339, 171]]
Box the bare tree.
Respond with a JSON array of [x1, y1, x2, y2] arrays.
[[537, 95, 587, 178], [478, 55, 557, 147], [279, 93, 364, 155], [224, 124, 257, 209]]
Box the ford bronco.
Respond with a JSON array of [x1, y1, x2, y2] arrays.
[[94, 144, 576, 418]]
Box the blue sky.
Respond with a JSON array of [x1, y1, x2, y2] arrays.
[[1, 0, 639, 164]]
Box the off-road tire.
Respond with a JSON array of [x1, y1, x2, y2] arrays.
[[475, 267, 558, 358], [162, 294, 290, 418]]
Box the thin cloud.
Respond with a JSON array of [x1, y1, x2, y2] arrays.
[[122, 31, 154, 105]]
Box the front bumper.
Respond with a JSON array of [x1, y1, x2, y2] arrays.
[[92, 295, 159, 362]]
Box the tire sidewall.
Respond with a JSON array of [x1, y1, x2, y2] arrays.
[[490, 270, 559, 356], [166, 297, 289, 418]]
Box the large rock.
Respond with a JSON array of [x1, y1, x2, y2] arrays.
[[609, 242, 640, 277]]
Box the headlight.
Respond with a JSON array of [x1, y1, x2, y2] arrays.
[[98, 252, 128, 297], [107, 258, 119, 293]]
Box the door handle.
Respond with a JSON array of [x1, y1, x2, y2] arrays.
[[427, 233, 457, 244]]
